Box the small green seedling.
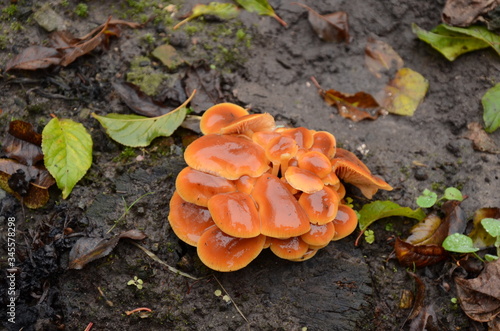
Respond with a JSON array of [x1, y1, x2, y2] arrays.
[[364, 229, 375, 244], [127, 276, 143, 290], [481, 218, 500, 258], [442, 233, 485, 262], [416, 187, 463, 208]]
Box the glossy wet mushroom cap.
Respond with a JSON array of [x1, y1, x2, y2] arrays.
[[200, 103, 249, 135], [276, 127, 314, 150], [310, 131, 337, 159], [251, 174, 310, 238], [331, 204, 358, 241], [220, 113, 276, 136], [175, 167, 236, 207], [185, 134, 270, 180], [284, 166, 324, 194], [267, 236, 309, 260], [298, 186, 339, 225], [168, 191, 215, 246], [197, 226, 266, 272], [207, 192, 261, 238], [298, 151, 332, 179], [300, 222, 335, 247], [264, 135, 298, 177]]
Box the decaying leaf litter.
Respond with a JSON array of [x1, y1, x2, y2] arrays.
[[1, 0, 500, 330]]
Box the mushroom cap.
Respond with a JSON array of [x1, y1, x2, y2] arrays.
[[168, 191, 215, 246], [176, 167, 237, 207], [251, 174, 310, 238], [322, 171, 341, 189], [331, 204, 358, 241], [276, 127, 314, 149], [284, 166, 324, 194], [197, 226, 266, 272], [300, 222, 335, 246], [185, 134, 270, 180], [310, 131, 337, 159], [252, 131, 281, 149], [298, 151, 332, 178], [200, 103, 249, 135], [207, 192, 261, 238], [336, 182, 346, 200], [331, 148, 393, 199], [267, 236, 309, 260], [298, 186, 340, 225], [220, 113, 276, 136], [288, 248, 319, 262], [234, 175, 258, 195], [265, 135, 298, 163]]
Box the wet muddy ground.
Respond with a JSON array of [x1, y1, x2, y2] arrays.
[[1, 0, 499, 330]]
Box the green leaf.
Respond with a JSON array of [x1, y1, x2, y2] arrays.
[[482, 84, 500, 133], [416, 189, 438, 208], [442, 233, 479, 253], [358, 200, 426, 231], [481, 218, 500, 238], [174, 2, 240, 29], [443, 187, 463, 201], [411, 23, 491, 61], [364, 229, 375, 244], [42, 118, 92, 199], [485, 254, 499, 262], [92, 92, 194, 147], [234, 0, 287, 26]]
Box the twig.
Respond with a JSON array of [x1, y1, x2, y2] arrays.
[[83, 322, 93, 331], [212, 275, 248, 323], [125, 307, 152, 316]]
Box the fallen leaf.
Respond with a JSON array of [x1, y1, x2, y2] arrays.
[[151, 44, 185, 70], [407, 272, 426, 320], [42, 118, 93, 199], [3, 120, 43, 166], [5, 46, 61, 72], [92, 90, 194, 147], [464, 122, 500, 154], [442, 0, 500, 27], [174, 2, 240, 29], [455, 258, 500, 322], [113, 82, 170, 117], [293, 3, 349, 42], [365, 37, 404, 78], [376, 67, 429, 116], [234, 0, 287, 27], [412, 23, 500, 61], [470, 208, 500, 249], [409, 304, 438, 331], [443, 233, 480, 253], [482, 83, 500, 133], [406, 214, 445, 245], [68, 229, 147, 269], [442, 199, 468, 237], [183, 63, 224, 111], [395, 237, 448, 267]]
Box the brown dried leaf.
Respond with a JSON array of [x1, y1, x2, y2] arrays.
[[455, 258, 500, 322], [442, 199, 468, 236], [406, 214, 445, 245], [407, 272, 426, 320], [5, 46, 61, 72], [321, 88, 385, 122], [464, 122, 500, 154], [395, 237, 448, 268], [183, 63, 224, 111], [470, 208, 500, 249], [68, 229, 147, 269], [294, 3, 350, 42], [365, 37, 404, 79], [442, 0, 500, 27], [2, 120, 43, 166], [113, 82, 170, 117], [409, 304, 438, 331]]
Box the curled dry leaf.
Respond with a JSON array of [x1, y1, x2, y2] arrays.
[[442, 0, 500, 27], [365, 37, 404, 79], [406, 272, 426, 321], [405, 214, 445, 246], [394, 237, 448, 268], [293, 3, 349, 42], [455, 258, 500, 323], [464, 122, 500, 154], [113, 82, 171, 117], [5, 46, 61, 72], [3, 120, 43, 166], [69, 229, 147, 269]]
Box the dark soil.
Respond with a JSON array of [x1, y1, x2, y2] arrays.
[[1, 0, 499, 330]]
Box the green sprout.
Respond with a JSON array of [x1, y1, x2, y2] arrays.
[[481, 218, 500, 259], [416, 187, 463, 208], [75, 3, 89, 17], [364, 229, 375, 244], [127, 276, 144, 290], [107, 191, 155, 233]]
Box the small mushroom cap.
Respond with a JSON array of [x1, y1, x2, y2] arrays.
[[331, 148, 393, 199], [284, 166, 324, 194], [288, 248, 319, 262], [197, 226, 266, 272], [300, 222, 335, 246], [331, 204, 358, 241], [276, 127, 314, 149], [176, 167, 237, 207], [252, 131, 281, 148], [267, 236, 309, 260], [298, 186, 340, 225], [168, 192, 215, 246], [251, 174, 310, 238], [220, 113, 276, 136], [185, 134, 270, 180], [322, 171, 341, 189], [200, 103, 249, 135], [265, 135, 298, 163], [310, 131, 337, 159], [207, 192, 261, 238], [336, 182, 346, 199], [298, 151, 332, 178], [234, 175, 258, 195]]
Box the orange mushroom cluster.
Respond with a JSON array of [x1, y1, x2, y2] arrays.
[[168, 103, 393, 272]]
